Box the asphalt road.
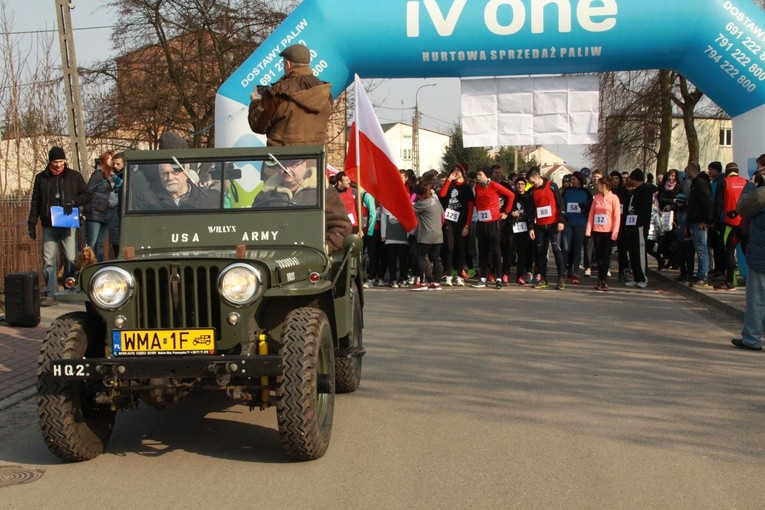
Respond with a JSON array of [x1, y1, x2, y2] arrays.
[[1, 284, 764, 509]]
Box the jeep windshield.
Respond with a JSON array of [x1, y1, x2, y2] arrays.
[[126, 154, 321, 213]]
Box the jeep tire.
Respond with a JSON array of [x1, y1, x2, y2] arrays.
[[276, 307, 335, 460], [37, 312, 115, 462]]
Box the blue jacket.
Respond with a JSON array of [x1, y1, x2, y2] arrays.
[[737, 182, 765, 272]]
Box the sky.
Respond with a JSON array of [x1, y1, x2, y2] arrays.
[[5, 0, 589, 168]]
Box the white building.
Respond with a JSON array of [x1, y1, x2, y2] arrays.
[[380, 123, 450, 174]]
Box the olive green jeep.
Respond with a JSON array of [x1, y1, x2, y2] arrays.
[[37, 146, 364, 462]]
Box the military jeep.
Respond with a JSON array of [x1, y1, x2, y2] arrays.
[[36, 146, 364, 462]]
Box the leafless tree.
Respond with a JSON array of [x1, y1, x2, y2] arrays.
[[88, 0, 297, 148]]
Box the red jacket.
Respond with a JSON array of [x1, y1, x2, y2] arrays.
[[474, 180, 514, 222]]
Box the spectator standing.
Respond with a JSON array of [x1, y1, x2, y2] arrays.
[[528, 166, 566, 289], [471, 168, 515, 288], [586, 177, 621, 291], [84, 151, 116, 262], [107, 152, 125, 258], [623, 169, 653, 288], [731, 154, 765, 351], [713, 162, 748, 290], [27, 146, 91, 306], [708, 161, 726, 276], [685, 161, 714, 287]]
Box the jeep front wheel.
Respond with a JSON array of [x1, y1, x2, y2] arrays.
[[276, 307, 335, 460], [36, 312, 115, 462]]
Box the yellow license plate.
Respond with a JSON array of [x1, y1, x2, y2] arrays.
[[113, 329, 215, 356]]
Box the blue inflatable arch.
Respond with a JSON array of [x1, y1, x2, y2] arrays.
[[216, 0, 765, 170]]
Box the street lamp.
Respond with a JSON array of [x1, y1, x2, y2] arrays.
[[413, 82, 436, 175]]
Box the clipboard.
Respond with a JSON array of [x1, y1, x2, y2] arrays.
[[50, 206, 80, 228]]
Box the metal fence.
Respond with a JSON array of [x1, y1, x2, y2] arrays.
[[0, 196, 42, 291]]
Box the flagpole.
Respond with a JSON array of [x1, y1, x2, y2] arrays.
[[354, 76, 363, 238]]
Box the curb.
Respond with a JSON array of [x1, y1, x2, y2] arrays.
[[647, 269, 745, 321], [0, 387, 35, 412]]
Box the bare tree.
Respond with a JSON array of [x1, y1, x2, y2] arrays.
[[87, 0, 297, 148]]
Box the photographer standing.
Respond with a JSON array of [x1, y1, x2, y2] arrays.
[[248, 44, 332, 147], [27, 146, 91, 307]]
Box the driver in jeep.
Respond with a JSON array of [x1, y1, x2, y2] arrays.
[[252, 157, 351, 254]]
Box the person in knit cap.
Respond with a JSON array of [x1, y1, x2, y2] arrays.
[[27, 146, 91, 306]]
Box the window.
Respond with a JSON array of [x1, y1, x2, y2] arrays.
[[719, 128, 732, 147], [402, 149, 412, 161]]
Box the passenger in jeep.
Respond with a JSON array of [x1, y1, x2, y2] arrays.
[[252, 158, 351, 253]]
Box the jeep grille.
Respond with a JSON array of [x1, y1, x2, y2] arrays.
[[132, 265, 221, 330]]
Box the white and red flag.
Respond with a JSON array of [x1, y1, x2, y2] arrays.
[[345, 74, 418, 232]]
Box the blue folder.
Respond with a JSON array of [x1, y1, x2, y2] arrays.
[[50, 206, 80, 228]]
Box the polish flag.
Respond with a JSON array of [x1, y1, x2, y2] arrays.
[[345, 74, 418, 232]]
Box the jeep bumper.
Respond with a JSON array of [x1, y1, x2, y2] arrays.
[[49, 355, 283, 381]]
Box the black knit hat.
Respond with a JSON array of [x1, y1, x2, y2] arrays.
[[158, 132, 188, 149], [48, 146, 66, 161], [629, 168, 644, 182]]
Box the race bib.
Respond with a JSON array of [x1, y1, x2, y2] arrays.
[[566, 202, 581, 214], [512, 222, 528, 233], [478, 210, 492, 221], [626, 214, 638, 226], [444, 208, 460, 222], [594, 214, 608, 226], [362, 216, 368, 229], [536, 206, 553, 219]]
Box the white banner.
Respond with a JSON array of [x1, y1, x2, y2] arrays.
[[461, 75, 600, 147]]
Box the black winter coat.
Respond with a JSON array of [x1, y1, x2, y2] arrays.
[[27, 166, 90, 228], [687, 172, 713, 224]]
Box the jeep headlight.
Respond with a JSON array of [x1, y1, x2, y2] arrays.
[[218, 263, 262, 307], [90, 267, 134, 310]]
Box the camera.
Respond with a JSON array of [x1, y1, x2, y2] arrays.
[[210, 162, 242, 180]]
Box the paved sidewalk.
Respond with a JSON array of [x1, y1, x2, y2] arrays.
[[0, 300, 84, 409], [0, 267, 749, 410]]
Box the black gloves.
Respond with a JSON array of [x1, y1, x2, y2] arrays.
[[28, 223, 36, 240], [63, 202, 73, 215]]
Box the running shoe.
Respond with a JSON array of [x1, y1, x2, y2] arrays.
[[584, 268, 591, 277], [533, 280, 549, 289], [390, 281, 399, 289], [428, 282, 443, 290], [502, 274, 509, 284], [444, 275, 453, 286], [456, 277, 465, 287], [517, 277, 528, 287], [525, 272, 534, 282], [471, 278, 487, 288], [636, 281, 647, 289], [411, 282, 429, 291], [363, 279, 373, 288], [556, 279, 565, 290], [488, 273, 495, 283], [714, 282, 736, 291], [459, 269, 470, 279], [571, 274, 580, 285], [534, 273, 542, 284], [495, 280, 503, 289]]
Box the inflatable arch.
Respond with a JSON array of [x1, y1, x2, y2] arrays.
[[216, 0, 765, 173]]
